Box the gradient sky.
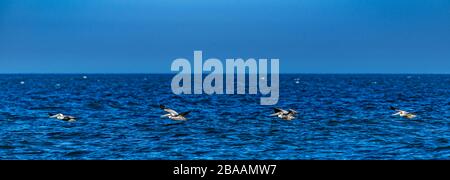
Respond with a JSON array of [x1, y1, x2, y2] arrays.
[[0, 0, 449, 73]]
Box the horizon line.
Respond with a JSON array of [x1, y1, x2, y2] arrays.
[[0, 72, 449, 75]]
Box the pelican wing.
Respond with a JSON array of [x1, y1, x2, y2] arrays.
[[48, 113, 58, 118], [160, 105, 178, 115], [274, 108, 288, 114], [164, 108, 178, 116], [390, 106, 399, 111], [288, 109, 298, 114], [178, 111, 191, 117], [164, 109, 178, 116]]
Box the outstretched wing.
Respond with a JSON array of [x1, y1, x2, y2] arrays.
[[48, 113, 61, 118], [160, 105, 178, 115], [274, 108, 288, 114], [288, 109, 298, 114], [390, 106, 399, 111], [179, 111, 191, 117]]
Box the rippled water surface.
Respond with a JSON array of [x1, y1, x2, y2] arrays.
[[0, 74, 449, 160]]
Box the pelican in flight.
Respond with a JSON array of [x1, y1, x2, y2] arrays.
[[160, 105, 191, 121], [390, 106, 417, 119], [271, 108, 298, 120], [48, 113, 77, 122]]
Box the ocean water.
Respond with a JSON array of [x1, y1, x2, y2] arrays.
[[0, 74, 449, 160]]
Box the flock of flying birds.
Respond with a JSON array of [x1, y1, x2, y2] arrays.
[[45, 75, 419, 122], [48, 105, 417, 122], [156, 105, 416, 121]]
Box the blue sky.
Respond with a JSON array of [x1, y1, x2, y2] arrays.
[[0, 0, 449, 73]]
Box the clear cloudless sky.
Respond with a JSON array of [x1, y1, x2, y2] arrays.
[[0, 0, 449, 73]]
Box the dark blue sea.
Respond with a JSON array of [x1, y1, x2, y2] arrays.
[[0, 74, 449, 160]]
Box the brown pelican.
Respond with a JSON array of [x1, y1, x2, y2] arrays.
[[390, 106, 417, 119], [48, 113, 77, 122], [160, 105, 191, 121], [271, 108, 298, 120]]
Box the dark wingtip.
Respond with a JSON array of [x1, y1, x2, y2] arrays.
[[48, 113, 54, 116], [180, 111, 191, 116], [160, 105, 166, 109], [390, 106, 397, 111]]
